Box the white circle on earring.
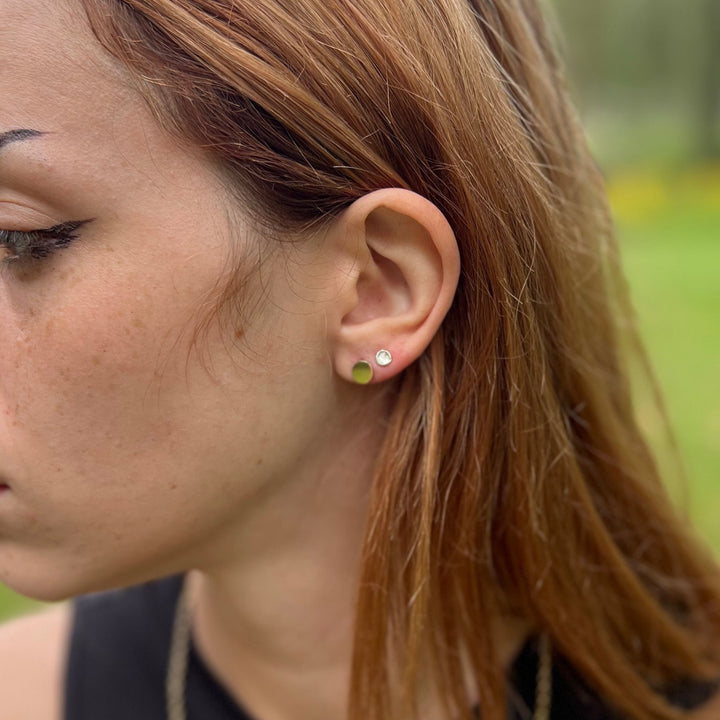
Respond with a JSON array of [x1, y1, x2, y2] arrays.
[[375, 349, 392, 367]]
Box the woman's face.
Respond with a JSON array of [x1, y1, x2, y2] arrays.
[[0, 0, 342, 600]]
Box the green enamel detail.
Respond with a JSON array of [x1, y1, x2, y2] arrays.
[[352, 361, 373, 384]]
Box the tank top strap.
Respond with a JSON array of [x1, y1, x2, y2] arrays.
[[64, 573, 184, 720], [64, 573, 253, 720]]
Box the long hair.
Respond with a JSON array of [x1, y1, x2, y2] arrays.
[[78, 1, 720, 718]]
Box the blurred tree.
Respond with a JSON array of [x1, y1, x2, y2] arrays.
[[550, 0, 720, 167], [699, 0, 720, 158]]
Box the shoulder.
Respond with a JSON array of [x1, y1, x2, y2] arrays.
[[0, 603, 72, 720]]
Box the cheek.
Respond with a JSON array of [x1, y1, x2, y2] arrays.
[[0, 278, 235, 598], [0, 296, 167, 591], [3, 290, 175, 461], [0, 242, 331, 599], [0, 248, 229, 524]]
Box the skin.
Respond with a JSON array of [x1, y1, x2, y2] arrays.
[[0, 0, 532, 718]]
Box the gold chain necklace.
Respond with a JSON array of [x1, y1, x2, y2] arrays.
[[166, 576, 552, 720]]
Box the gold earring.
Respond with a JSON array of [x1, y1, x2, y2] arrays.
[[352, 360, 373, 384]]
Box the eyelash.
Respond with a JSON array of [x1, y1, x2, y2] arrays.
[[0, 221, 88, 266]]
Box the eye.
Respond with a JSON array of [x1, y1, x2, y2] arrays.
[[0, 220, 90, 266]]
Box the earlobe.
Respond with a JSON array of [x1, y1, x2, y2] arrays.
[[326, 188, 460, 385]]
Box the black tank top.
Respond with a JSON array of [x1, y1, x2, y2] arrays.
[[63, 573, 716, 720]]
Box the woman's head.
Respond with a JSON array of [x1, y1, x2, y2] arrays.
[[0, 0, 462, 594], [2, 0, 719, 719]]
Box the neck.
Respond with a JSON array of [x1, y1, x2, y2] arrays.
[[182, 397, 530, 720], [186, 393, 385, 720]]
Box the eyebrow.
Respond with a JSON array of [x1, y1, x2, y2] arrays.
[[0, 129, 45, 153]]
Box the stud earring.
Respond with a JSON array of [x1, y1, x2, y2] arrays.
[[352, 360, 373, 385], [375, 349, 393, 367]]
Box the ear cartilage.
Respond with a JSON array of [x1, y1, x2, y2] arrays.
[[352, 361, 374, 384], [375, 349, 393, 367]]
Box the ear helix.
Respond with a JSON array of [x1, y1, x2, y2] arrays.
[[352, 349, 393, 385]]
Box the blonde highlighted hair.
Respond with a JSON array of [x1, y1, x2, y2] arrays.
[[79, 1, 720, 718]]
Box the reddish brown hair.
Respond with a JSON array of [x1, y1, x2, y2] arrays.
[[78, 1, 720, 718]]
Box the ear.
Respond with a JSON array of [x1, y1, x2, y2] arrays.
[[325, 188, 460, 384]]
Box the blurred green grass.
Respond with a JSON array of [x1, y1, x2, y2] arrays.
[[611, 166, 720, 551], [1, 167, 718, 623], [0, 584, 45, 622]]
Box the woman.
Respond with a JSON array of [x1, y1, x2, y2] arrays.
[[0, 0, 719, 718]]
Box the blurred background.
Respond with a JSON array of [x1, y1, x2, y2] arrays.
[[0, 0, 718, 621], [549, 0, 720, 550]]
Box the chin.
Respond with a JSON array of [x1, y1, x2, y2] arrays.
[[0, 554, 114, 603], [1, 568, 88, 604], [0, 574, 77, 604], [0, 538, 190, 604]]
